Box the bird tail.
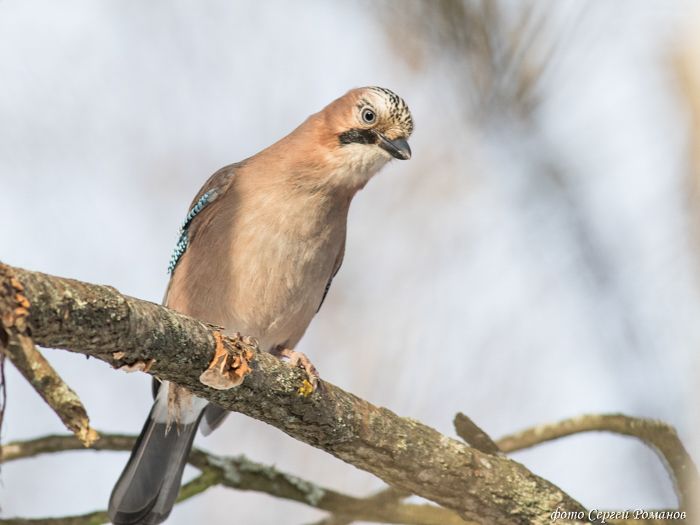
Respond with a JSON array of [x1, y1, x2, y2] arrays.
[[108, 386, 205, 525]]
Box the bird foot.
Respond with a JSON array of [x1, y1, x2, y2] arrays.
[[270, 347, 320, 395]]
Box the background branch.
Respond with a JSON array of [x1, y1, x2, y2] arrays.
[[2, 432, 688, 525], [0, 433, 470, 525], [495, 413, 699, 511], [306, 488, 411, 525]]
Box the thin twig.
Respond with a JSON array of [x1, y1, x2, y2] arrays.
[[0, 511, 108, 525], [308, 487, 411, 525], [0, 433, 471, 525], [496, 414, 699, 512]]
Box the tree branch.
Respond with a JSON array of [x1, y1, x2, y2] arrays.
[[0, 261, 650, 524], [0, 433, 470, 525]]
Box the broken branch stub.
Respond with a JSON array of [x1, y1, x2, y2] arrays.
[[0, 265, 98, 447]]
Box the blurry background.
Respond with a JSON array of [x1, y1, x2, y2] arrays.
[[1, 0, 699, 523]]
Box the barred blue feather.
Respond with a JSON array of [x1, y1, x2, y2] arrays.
[[167, 190, 216, 274]]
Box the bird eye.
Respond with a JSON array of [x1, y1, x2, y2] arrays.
[[361, 108, 376, 124]]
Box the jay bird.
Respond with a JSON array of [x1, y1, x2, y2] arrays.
[[108, 86, 414, 524]]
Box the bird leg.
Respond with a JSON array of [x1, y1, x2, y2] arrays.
[[269, 346, 320, 394]]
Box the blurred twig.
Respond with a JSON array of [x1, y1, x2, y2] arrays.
[[674, 18, 700, 273], [495, 414, 699, 512], [0, 433, 470, 525], [307, 487, 411, 525], [673, 17, 700, 523], [4, 432, 683, 525], [381, 0, 646, 357], [379, 0, 562, 120]]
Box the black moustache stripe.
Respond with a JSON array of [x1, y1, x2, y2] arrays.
[[338, 128, 378, 146]]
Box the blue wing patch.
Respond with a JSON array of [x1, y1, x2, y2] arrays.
[[167, 189, 217, 274]]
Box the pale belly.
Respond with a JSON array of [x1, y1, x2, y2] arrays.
[[224, 233, 336, 350]]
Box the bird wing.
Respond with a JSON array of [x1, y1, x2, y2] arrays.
[[317, 233, 345, 312], [158, 164, 241, 432], [165, 163, 239, 277]]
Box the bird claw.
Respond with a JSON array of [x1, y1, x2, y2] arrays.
[[271, 347, 320, 394]]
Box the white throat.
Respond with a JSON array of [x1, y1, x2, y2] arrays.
[[335, 143, 392, 190]]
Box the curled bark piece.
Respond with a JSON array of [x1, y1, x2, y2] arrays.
[[199, 331, 255, 390]]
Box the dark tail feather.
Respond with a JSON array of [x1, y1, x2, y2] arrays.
[[201, 403, 229, 436], [108, 405, 203, 525]]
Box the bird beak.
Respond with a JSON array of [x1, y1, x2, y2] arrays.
[[377, 134, 412, 160]]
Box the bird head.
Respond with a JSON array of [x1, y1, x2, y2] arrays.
[[256, 87, 413, 195], [314, 86, 414, 190], [334, 86, 413, 159]]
